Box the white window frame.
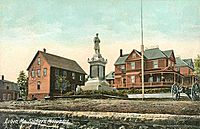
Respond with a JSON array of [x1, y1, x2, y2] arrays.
[[132, 53, 136, 58], [80, 75, 83, 81], [72, 72, 75, 80], [121, 65, 125, 70], [31, 70, 35, 78], [131, 75, 135, 83], [153, 60, 158, 68], [157, 76, 160, 82], [37, 69, 41, 77], [131, 62, 135, 70], [43, 68, 47, 76], [37, 57, 41, 65], [7, 94, 11, 100], [37, 81, 40, 90], [3, 94, 6, 100], [149, 76, 153, 82]]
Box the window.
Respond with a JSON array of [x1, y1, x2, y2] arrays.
[[80, 75, 82, 81], [6, 86, 9, 90], [72, 72, 75, 79], [7, 94, 11, 100], [131, 62, 135, 69], [55, 69, 59, 76], [168, 60, 171, 66], [149, 76, 153, 82], [31, 70, 35, 77], [132, 53, 136, 58], [157, 76, 160, 82], [121, 65, 125, 70], [37, 57, 41, 65], [153, 60, 158, 68], [3, 94, 6, 100], [37, 69, 41, 77], [37, 81, 40, 90], [131, 75, 135, 83], [63, 70, 67, 76], [43, 68, 47, 76]]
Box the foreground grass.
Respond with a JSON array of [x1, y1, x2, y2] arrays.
[[0, 99, 200, 115]]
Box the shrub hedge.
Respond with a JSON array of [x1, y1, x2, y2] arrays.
[[64, 88, 171, 97]]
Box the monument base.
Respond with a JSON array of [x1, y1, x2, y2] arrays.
[[81, 78, 113, 91]]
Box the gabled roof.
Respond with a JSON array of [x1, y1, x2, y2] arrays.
[[114, 54, 129, 65], [144, 48, 166, 59], [106, 71, 115, 80], [176, 57, 188, 67], [27, 51, 87, 74], [176, 57, 194, 70], [183, 59, 194, 69], [114, 48, 173, 65], [163, 50, 173, 58]]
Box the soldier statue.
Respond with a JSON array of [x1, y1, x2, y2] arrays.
[[94, 33, 100, 54]]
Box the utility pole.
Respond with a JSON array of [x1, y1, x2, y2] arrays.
[[141, 0, 145, 100]]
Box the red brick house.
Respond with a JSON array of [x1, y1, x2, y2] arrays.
[[175, 57, 195, 86], [114, 48, 183, 89], [27, 49, 86, 100], [0, 75, 19, 101]]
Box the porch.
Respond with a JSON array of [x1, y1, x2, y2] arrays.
[[126, 72, 183, 89]]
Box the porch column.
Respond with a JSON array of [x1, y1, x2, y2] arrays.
[[174, 73, 176, 84], [161, 73, 163, 85], [150, 73, 152, 86], [181, 77, 184, 85], [192, 76, 194, 85]]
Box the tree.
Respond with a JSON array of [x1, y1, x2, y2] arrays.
[[56, 75, 70, 96], [17, 71, 28, 98], [194, 54, 200, 77]]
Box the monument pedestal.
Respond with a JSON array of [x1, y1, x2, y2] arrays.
[[81, 34, 113, 91]]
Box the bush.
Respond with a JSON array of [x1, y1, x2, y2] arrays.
[[63, 88, 171, 97]]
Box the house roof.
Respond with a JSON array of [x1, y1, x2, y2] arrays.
[[144, 48, 167, 59], [176, 57, 194, 70], [175, 57, 188, 67], [183, 59, 194, 69], [114, 54, 129, 65], [106, 71, 115, 80], [114, 48, 173, 65], [0, 80, 19, 91], [163, 50, 173, 58], [27, 51, 87, 74]]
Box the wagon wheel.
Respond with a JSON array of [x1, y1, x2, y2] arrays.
[[191, 83, 200, 101], [171, 84, 180, 100]]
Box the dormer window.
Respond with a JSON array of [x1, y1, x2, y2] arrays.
[[168, 60, 171, 66], [121, 65, 125, 70], [132, 53, 136, 58], [37, 57, 41, 65]]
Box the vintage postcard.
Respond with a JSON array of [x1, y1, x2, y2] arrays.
[[0, 0, 200, 129]]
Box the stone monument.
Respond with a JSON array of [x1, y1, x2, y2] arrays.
[[81, 33, 113, 91]]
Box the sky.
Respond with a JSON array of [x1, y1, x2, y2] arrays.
[[0, 0, 200, 82]]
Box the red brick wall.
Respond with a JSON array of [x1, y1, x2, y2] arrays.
[[180, 67, 193, 76], [146, 59, 167, 70], [28, 52, 51, 100]]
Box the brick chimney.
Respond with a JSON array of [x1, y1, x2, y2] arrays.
[[2, 75, 4, 80], [120, 49, 123, 57], [43, 48, 46, 53]]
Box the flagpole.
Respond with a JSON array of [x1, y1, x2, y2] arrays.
[[141, 0, 145, 100]]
